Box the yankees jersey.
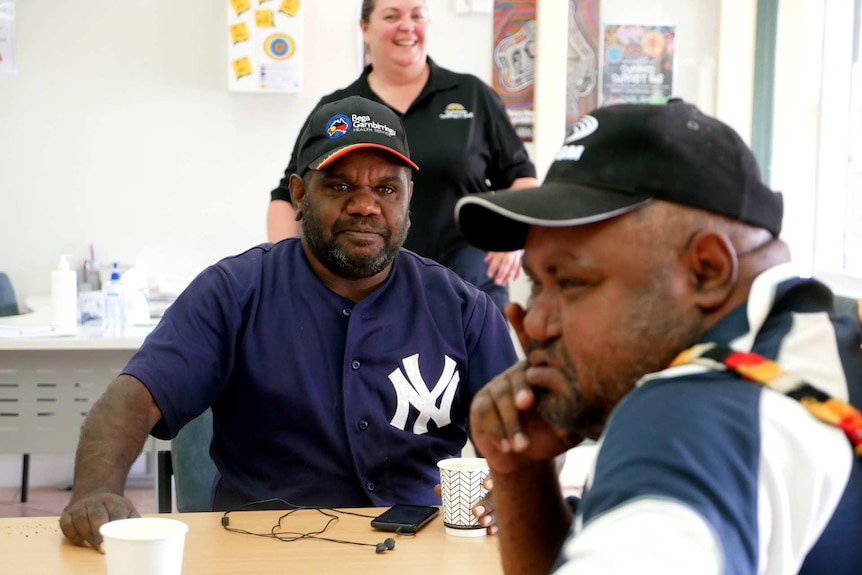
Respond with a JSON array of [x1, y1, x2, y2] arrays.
[[123, 238, 517, 509], [555, 264, 862, 575]]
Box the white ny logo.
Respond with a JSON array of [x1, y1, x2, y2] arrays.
[[388, 354, 460, 434]]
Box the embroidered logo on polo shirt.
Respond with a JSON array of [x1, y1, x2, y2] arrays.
[[388, 354, 460, 434], [439, 103, 474, 120]]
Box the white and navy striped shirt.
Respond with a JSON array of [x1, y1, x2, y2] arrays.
[[555, 265, 862, 574]]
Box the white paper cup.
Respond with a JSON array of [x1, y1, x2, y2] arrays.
[[100, 517, 188, 575], [438, 457, 490, 537]]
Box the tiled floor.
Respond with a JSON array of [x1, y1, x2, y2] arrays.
[[0, 485, 155, 518]]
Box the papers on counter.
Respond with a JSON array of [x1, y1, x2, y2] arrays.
[[0, 325, 75, 338]]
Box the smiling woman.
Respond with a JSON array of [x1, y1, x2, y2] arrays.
[[267, 0, 539, 313]]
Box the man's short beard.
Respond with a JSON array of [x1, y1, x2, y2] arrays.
[[311, 235, 399, 278], [531, 272, 703, 440], [302, 208, 410, 279], [532, 364, 608, 440]]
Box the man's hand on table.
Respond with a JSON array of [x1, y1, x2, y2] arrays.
[[59, 492, 140, 552]]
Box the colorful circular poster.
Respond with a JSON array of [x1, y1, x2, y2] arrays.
[[264, 33, 295, 61]]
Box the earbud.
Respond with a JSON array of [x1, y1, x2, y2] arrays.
[[375, 538, 396, 553]]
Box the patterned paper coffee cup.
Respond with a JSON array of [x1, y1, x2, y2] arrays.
[[437, 457, 489, 537]]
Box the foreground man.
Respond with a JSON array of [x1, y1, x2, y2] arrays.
[[456, 100, 862, 574], [61, 96, 516, 551]]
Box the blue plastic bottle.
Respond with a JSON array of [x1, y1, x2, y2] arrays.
[[104, 262, 126, 337]]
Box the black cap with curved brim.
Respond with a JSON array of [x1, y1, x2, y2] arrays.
[[296, 95, 419, 174], [455, 100, 783, 253]]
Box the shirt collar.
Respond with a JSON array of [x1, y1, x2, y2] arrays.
[[358, 57, 460, 110]]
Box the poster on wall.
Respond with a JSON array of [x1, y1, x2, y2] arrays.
[[492, 1, 537, 141], [0, 1, 16, 78], [493, 1, 601, 141], [600, 23, 676, 106], [227, 0, 303, 93], [566, 0, 600, 132]]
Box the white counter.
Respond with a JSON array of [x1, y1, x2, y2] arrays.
[[0, 295, 154, 350]]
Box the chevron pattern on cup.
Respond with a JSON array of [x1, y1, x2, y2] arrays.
[[440, 468, 489, 528]]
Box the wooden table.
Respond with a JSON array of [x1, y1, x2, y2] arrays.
[[0, 508, 503, 574]]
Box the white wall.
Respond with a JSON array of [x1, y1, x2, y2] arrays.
[[1, 0, 738, 302], [0, 0, 742, 488], [0, 1, 493, 302]]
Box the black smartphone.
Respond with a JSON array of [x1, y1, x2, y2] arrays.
[[370, 504, 439, 533]]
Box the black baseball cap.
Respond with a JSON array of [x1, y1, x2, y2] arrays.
[[455, 100, 783, 252], [296, 95, 419, 174]]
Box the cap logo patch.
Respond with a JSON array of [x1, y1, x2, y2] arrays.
[[555, 144, 585, 162], [555, 114, 596, 162], [349, 113, 397, 137], [564, 114, 599, 143], [326, 114, 352, 139], [439, 102, 475, 120]]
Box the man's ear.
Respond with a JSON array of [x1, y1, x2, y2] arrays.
[[289, 173, 305, 221], [684, 230, 738, 312], [505, 303, 529, 355]]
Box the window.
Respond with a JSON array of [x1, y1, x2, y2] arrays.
[[771, 0, 862, 296], [810, 0, 862, 295]]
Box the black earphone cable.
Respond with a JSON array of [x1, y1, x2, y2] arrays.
[[220, 497, 397, 553]]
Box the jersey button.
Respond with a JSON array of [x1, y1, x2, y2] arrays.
[[358, 420, 369, 431], [366, 482, 375, 492], [351, 360, 361, 370], [342, 308, 352, 317]]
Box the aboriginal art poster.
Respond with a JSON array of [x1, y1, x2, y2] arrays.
[[227, 0, 303, 93], [600, 23, 675, 106], [493, 1, 600, 141], [492, 1, 536, 141], [566, 0, 600, 133]]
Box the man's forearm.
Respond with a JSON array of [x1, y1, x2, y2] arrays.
[[493, 459, 573, 575], [70, 376, 159, 500]]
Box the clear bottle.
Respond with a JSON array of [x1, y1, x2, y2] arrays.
[[104, 262, 127, 337], [51, 255, 78, 332]]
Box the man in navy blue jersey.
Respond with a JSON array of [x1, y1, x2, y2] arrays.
[[60, 95, 517, 551], [457, 100, 862, 574]]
